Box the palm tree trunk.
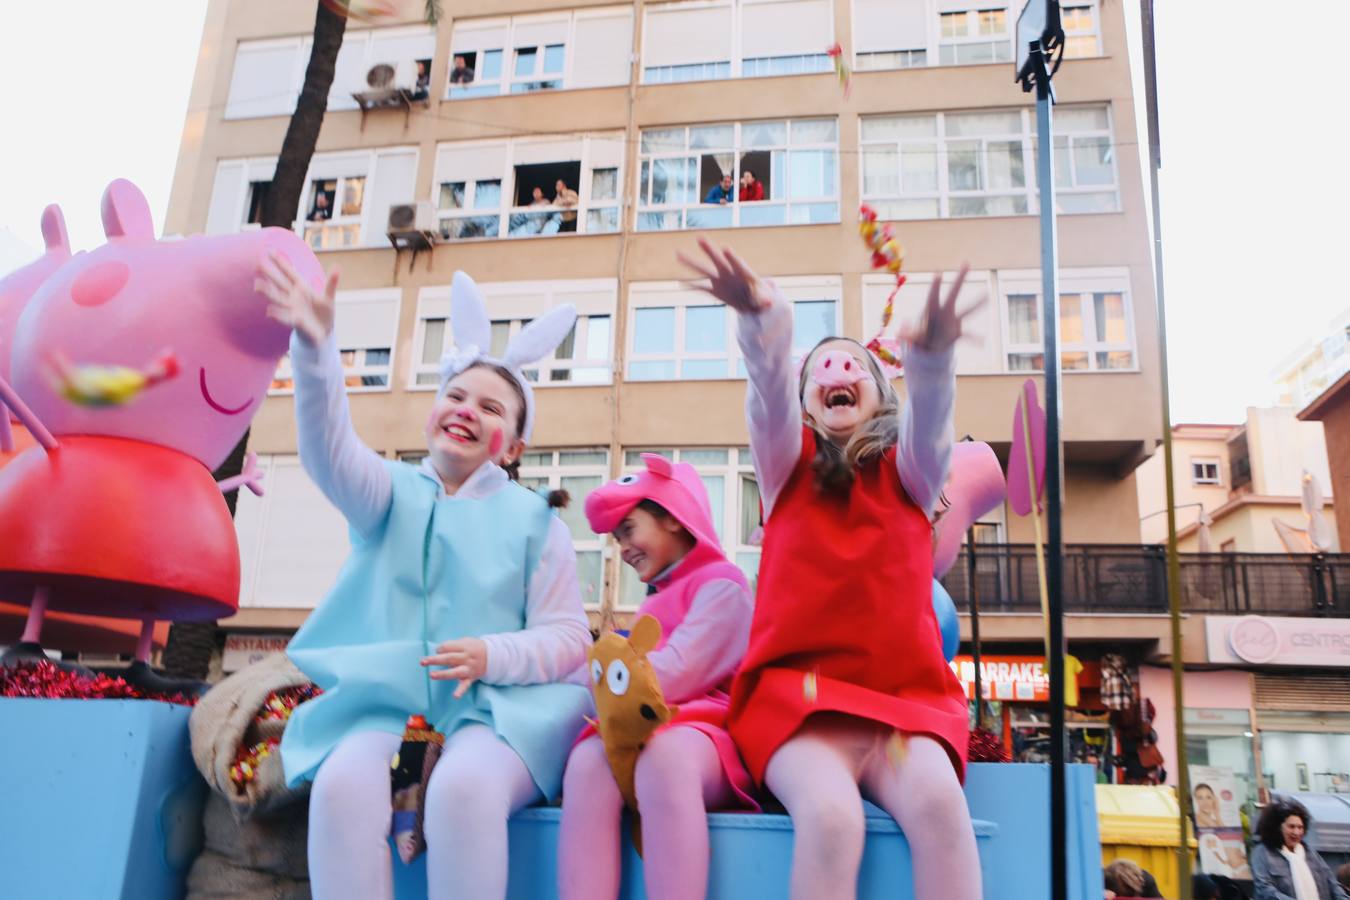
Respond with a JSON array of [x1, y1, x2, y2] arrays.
[[162, 3, 348, 681]]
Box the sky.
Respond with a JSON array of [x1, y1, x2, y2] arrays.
[[1, 1, 1347, 424]]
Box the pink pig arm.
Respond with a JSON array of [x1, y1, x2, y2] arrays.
[[0, 377, 57, 451], [216, 451, 265, 497]]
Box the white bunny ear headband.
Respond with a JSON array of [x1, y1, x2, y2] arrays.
[[437, 270, 577, 442]]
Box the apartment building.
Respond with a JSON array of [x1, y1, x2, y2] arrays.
[[166, 0, 1162, 654]]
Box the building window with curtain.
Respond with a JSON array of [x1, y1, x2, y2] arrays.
[[999, 272, 1136, 373], [518, 449, 611, 609]]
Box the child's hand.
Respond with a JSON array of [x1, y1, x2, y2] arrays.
[[255, 251, 338, 346], [677, 237, 776, 315], [898, 263, 988, 353], [422, 637, 488, 699]]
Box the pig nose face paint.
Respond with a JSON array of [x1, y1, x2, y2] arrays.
[[801, 339, 884, 444]]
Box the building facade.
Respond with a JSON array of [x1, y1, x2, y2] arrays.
[[167, 0, 1163, 661]]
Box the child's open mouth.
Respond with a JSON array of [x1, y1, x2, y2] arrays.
[[825, 387, 857, 409], [443, 423, 476, 443]]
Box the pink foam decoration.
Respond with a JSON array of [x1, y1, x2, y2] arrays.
[[1008, 378, 1047, 517]]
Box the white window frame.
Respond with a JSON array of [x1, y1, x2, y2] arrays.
[[626, 276, 841, 381], [433, 135, 625, 241], [937, 5, 1013, 66], [224, 37, 307, 120], [409, 279, 617, 390], [862, 271, 1000, 375], [1191, 458, 1222, 486], [615, 447, 761, 609], [519, 448, 611, 609], [858, 105, 1119, 221], [270, 288, 401, 395], [636, 118, 840, 232], [641, 0, 834, 84], [446, 8, 633, 99], [996, 268, 1137, 374], [1060, 1, 1102, 59], [301, 173, 367, 251]]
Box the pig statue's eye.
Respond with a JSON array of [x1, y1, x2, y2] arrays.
[[606, 660, 630, 696], [590, 659, 602, 685], [617, 474, 640, 486]]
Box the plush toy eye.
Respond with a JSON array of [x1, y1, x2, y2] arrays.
[[606, 659, 630, 696], [617, 474, 640, 485], [590, 659, 603, 685]]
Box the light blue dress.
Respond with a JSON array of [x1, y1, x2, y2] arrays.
[[282, 459, 591, 798]]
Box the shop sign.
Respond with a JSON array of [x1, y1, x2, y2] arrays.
[[1206, 615, 1350, 667], [222, 633, 290, 672], [950, 655, 1049, 702], [1184, 708, 1251, 729]]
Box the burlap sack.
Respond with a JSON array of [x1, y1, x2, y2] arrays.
[[189, 653, 313, 820]]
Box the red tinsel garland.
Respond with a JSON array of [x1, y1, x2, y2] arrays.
[[0, 659, 197, 706], [968, 727, 1010, 763]]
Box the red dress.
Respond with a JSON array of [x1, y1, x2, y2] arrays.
[[728, 427, 969, 783]]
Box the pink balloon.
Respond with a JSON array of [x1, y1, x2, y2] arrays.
[[1008, 378, 1046, 517]]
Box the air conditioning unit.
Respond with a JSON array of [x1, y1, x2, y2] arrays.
[[365, 63, 397, 90], [393, 59, 419, 90], [387, 201, 437, 234]]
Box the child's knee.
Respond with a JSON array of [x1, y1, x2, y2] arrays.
[[633, 732, 704, 806], [791, 794, 865, 862], [563, 740, 621, 806], [426, 764, 509, 825]]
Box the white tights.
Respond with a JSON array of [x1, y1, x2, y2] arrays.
[[307, 724, 540, 900], [763, 714, 981, 900]]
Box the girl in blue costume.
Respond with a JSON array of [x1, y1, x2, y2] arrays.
[[256, 258, 592, 900]]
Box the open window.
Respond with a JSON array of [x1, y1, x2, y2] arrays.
[[303, 176, 365, 250], [447, 10, 632, 99], [245, 181, 271, 227], [511, 161, 583, 235]]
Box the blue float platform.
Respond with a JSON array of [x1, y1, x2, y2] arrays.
[[0, 698, 205, 900], [393, 763, 1105, 899]]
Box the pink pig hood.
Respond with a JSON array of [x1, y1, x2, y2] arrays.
[[9, 179, 324, 471], [584, 453, 727, 566]]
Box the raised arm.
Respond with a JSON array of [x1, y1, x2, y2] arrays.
[[894, 265, 983, 517], [256, 253, 391, 537], [679, 239, 801, 517]]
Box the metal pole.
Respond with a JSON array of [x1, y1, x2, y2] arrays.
[[1140, 1, 1191, 896], [1034, 53, 1068, 900], [967, 525, 984, 729]]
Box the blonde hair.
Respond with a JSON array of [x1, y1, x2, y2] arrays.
[[797, 336, 900, 496]]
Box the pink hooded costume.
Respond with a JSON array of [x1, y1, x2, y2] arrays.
[[558, 453, 756, 900]]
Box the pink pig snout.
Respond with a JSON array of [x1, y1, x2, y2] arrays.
[[811, 349, 870, 389]]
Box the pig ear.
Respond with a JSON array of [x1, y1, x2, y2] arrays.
[[40, 205, 70, 256], [628, 615, 662, 655], [450, 271, 492, 352], [101, 179, 155, 241], [642, 453, 674, 479]]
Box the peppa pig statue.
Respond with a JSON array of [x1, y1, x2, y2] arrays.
[[0, 178, 324, 691]]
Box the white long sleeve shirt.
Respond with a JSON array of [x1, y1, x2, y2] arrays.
[[290, 331, 591, 687]]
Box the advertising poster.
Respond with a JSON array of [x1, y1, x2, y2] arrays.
[[1190, 765, 1251, 880]]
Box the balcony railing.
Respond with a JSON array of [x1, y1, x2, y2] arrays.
[[939, 545, 1350, 618]]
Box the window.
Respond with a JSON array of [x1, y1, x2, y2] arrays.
[[637, 119, 839, 231], [1192, 459, 1222, 486], [207, 148, 418, 248], [938, 6, 1012, 65], [225, 27, 436, 119], [411, 280, 616, 389], [447, 8, 634, 99], [1060, 2, 1101, 58], [862, 271, 999, 374], [643, 0, 832, 83], [234, 456, 350, 610], [858, 105, 1119, 220], [271, 289, 400, 394], [627, 277, 841, 380], [616, 448, 761, 608], [518, 449, 611, 608], [999, 270, 1135, 373], [434, 135, 624, 241]]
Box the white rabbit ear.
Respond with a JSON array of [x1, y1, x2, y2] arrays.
[[450, 271, 492, 352], [503, 304, 577, 368]]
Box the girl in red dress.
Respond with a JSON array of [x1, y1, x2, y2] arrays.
[[678, 238, 985, 900]]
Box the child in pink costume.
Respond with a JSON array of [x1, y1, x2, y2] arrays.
[[680, 238, 985, 900], [558, 453, 757, 900]]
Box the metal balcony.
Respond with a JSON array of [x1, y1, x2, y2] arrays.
[[939, 545, 1350, 618]]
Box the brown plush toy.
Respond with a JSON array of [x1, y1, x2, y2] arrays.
[[587, 614, 677, 856]]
